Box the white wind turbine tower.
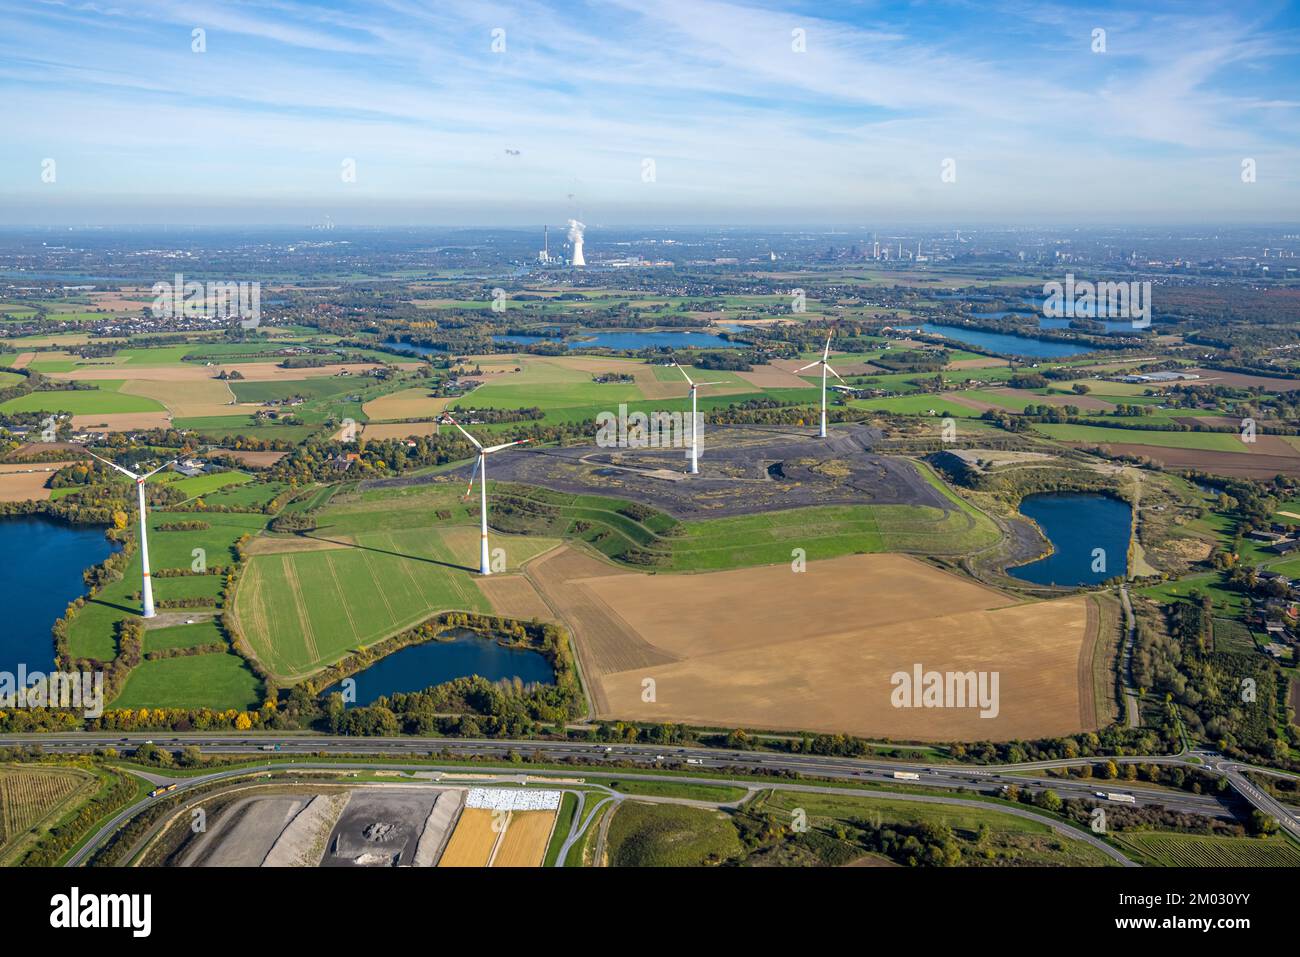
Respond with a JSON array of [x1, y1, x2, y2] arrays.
[[796, 334, 844, 439], [448, 418, 530, 575], [672, 362, 724, 475], [83, 449, 178, 619]]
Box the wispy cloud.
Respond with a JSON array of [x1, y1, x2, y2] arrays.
[[1, 0, 1296, 223]]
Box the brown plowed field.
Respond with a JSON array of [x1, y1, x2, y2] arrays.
[[529, 548, 1099, 741], [71, 411, 172, 432], [526, 548, 679, 712], [476, 574, 557, 623], [0, 461, 72, 501], [990, 387, 1116, 412], [1078, 443, 1300, 478]]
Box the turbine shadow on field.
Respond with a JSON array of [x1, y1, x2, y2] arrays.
[[304, 529, 477, 574], [88, 596, 139, 616]]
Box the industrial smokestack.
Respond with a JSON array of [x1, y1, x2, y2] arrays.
[[568, 219, 586, 267]]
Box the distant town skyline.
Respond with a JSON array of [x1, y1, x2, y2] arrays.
[[1, 0, 1297, 225]]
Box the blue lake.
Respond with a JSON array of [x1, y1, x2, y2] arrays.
[[327, 630, 555, 707], [1009, 493, 1131, 587], [918, 323, 1091, 358], [492, 330, 739, 350], [0, 516, 118, 673]]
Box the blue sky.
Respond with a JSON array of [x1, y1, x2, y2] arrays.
[[1, 0, 1297, 224]]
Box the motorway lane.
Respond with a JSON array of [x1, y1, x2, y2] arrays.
[[7, 732, 1263, 867], [2, 733, 1236, 818]]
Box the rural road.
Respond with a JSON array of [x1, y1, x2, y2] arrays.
[[1118, 584, 1141, 728]]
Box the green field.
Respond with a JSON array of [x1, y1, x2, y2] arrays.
[[234, 486, 560, 679], [0, 385, 164, 415], [493, 461, 999, 571], [111, 653, 263, 711], [143, 619, 225, 653], [850, 393, 984, 418], [543, 791, 580, 867], [158, 470, 253, 500], [605, 802, 744, 867], [607, 780, 749, 802], [229, 377, 364, 404], [1032, 423, 1251, 451], [66, 511, 267, 662], [760, 790, 1114, 866]]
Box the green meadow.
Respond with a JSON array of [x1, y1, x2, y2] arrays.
[[1031, 423, 1251, 451]]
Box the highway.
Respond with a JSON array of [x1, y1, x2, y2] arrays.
[[7, 731, 1293, 866], [0, 731, 1234, 817]]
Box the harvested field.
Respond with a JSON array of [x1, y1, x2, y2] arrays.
[[70, 411, 172, 432], [530, 547, 1098, 740], [5, 442, 81, 460], [492, 810, 558, 867], [948, 357, 1007, 369], [361, 421, 442, 441], [0, 461, 71, 501], [438, 808, 502, 867], [990, 387, 1115, 412], [476, 573, 558, 623], [941, 394, 1003, 413], [737, 361, 820, 390], [528, 548, 676, 713], [120, 377, 235, 418], [242, 535, 353, 556], [9, 353, 34, 369], [214, 448, 287, 467], [1077, 443, 1300, 478], [1184, 369, 1300, 392], [362, 388, 451, 421], [0, 765, 91, 855], [543, 355, 670, 399]]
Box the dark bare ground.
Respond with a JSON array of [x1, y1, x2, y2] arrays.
[[364, 424, 952, 520]]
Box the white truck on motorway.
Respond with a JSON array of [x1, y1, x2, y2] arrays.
[[892, 771, 920, 780], [1095, 791, 1135, 803]]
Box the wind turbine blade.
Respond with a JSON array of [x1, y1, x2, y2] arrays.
[[463, 455, 481, 499], [672, 363, 694, 386], [140, 459, 178, 481], [822, 334, 833, 362], [696, 381, 726, 387], [446, 417, 483, 450], [82, 448, 139, 480], [825, 364, 845, 383], [483, 439, 531, 454], [794, 360, 820, 373]]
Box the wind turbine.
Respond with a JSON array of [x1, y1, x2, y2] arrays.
[[796, 334, 844, 439], [448, 418, 530, 575], [672, 362, 724, 475], [83, 449, 178, 619]]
